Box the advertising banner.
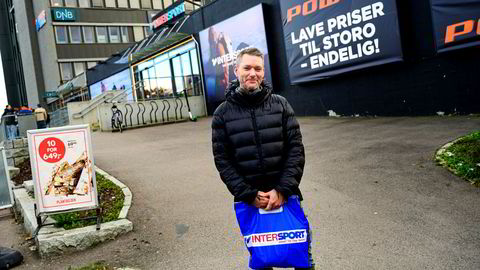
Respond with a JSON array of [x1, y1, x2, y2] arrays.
[[89, 69, 133, 101], [0, 148, 14, 210], [28, 125, 98, 214], [199, 4, 272, 114], [430, 0, 480, 53], [279, 0, 403, 83]]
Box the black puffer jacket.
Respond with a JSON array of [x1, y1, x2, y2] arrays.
[[212, 80, 305, 203]]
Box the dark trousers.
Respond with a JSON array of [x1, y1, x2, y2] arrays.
[[37, 120, 46, 129]]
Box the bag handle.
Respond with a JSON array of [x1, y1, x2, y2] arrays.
[[258, 206, 283, 214]]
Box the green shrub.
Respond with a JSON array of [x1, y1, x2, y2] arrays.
[[51, 172, 125, 230], [437, 131, 480, 186]]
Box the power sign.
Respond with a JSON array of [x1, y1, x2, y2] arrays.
[[430, 0, 480, 52], [279, 0, 403, 83]]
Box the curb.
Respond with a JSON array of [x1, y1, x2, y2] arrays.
[[12, 166, 133, 258], [94, 166, 132, 219]]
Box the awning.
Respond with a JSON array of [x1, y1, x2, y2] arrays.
[[130, 32, 191, 64]]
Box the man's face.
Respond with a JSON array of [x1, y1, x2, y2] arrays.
[[235, 54, 265, 91]]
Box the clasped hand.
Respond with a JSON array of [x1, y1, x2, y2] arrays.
[[253, 189, 284, 211]]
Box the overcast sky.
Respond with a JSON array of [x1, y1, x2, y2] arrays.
[[0, 51, 8, 110]]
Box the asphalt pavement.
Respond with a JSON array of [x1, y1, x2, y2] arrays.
[[1, 116, 479, 269]]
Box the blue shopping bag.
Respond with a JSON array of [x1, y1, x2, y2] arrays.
[[234, 195, 311, 269]]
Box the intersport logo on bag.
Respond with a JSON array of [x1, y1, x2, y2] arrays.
[[244, 229, 307, 247]]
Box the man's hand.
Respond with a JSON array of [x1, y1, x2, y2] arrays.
[[264, 189, 285, 211], [252, 191, 269, 209]]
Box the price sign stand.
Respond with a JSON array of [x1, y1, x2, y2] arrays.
[[27, 125, 102, 238], [32, 194, 103, 238]]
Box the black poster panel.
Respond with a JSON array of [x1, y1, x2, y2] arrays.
[[280, 0, 403, 84], [430, 0, 480, 53]]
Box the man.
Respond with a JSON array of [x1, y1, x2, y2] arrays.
[[212, 48, 314, 269], [34, 104, 48, 129], [2, 105, 17, 140]]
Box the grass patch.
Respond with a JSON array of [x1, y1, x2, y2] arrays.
[[437, 131, 480, 186], [67, 261, 114, 270], [51, 172, 125, 230]]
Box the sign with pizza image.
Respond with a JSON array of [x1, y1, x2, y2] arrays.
[[28, 125, 98, 214]]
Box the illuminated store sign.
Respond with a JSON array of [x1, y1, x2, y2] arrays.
[[151, 2, 185, 29]]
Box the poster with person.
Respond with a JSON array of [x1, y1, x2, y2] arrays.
[[27, 125, 98, 214], [199, 4, 272, 114], [279, 0, 403, 83], [430, 0, 480, 52]]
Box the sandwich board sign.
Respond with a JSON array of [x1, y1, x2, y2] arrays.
[[0, 147, 14, 210], [27, 125, 98, 215]]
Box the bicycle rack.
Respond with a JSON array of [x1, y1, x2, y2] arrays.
[[174, 97, 184, 121], [149, 101, 159, 123], [137, 103, 146, 125], [161, 100, 171, 123], [125, 104, 133, 127]]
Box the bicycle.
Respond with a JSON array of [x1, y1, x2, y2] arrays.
[[111, 104, 123, 133]]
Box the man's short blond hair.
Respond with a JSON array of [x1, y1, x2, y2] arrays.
[[236, 47, 264, 67]]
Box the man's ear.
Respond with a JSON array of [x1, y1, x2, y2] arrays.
[[234, 66, 238, 78]]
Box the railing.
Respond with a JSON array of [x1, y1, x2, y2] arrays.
[[1, 114, 38, 141], [49, 107, 69, 128]]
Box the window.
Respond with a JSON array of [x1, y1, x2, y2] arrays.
[[79, 0, 91, 7], [190, 49, 199, 75], [129, 0, 140, 8], [51, 0, 63, 7], [109, 26, 120, 43], [55, 26, 68, 44], [163, 0, 172, 8], [60, 63, 73, 81], [69, 26, 82, 43], [118, 0, 128, 8], [133, 26, 144, 42], [74, 62, 85, 76], [180, 53, 191, 76], [152, 0, 162, 9], [144, 26, 153, 38], [172, 56, 184, 93], [96, 26, 108, 43], [154, 59, 172, 97], [92, 0, 104, 7], [121, 26, 129, 43], [65, 0, 77, 7], [83, 26, 95, 43], [87, 62, 97, 69], [141, 0, 151, 9], [105, 0, 116, 7]]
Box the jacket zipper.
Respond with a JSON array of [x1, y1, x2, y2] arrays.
[[251, 109, 264, 170]]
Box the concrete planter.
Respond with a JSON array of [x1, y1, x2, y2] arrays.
[[12, 167, 133, 258]]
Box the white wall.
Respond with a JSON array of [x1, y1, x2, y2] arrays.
[[98, 96, 206, 131], [67, 101, 99, 126], [32, 1, 60, 94]]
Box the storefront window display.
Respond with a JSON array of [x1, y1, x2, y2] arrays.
[[132, 41, 202, 101]]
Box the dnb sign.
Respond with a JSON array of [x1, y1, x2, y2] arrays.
[[51, 8, 76, 22]]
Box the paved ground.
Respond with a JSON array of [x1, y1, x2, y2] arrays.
[[1, 116, 480, 269]]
